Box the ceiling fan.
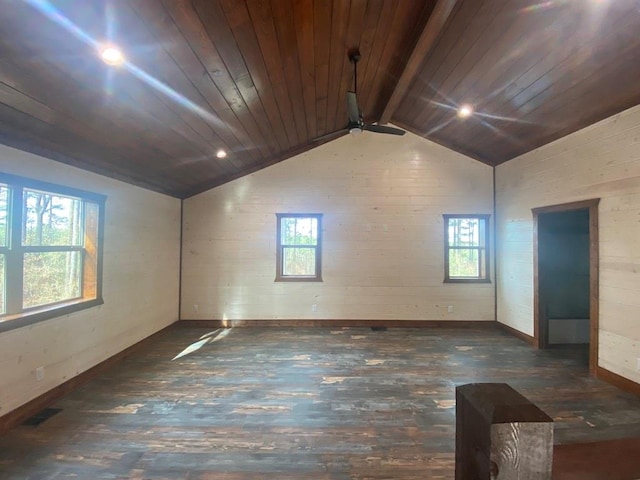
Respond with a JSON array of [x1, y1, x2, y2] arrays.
[[313, 50, 406, 142]]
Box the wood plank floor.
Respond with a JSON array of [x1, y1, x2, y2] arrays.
[[1, 326, 640, 479]]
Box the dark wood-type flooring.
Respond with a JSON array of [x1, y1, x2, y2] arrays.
[[2, 326, 640, 479]]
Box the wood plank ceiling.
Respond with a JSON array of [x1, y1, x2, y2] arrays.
[[0, 0, 639, 198]]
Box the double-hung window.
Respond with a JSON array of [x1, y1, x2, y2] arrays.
[[444, 214, 490, 283], [276, 213, 322, 281], [0, 173, 105, 330]]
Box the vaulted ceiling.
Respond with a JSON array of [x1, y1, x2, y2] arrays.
[[1, 0, 640, 198]]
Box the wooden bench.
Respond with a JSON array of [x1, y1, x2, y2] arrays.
[[456, 383, 640, 480]]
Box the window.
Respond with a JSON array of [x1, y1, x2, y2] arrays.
[[276, 214, 322, 281], [0, 173, 105, 331], [444, 214, 490, 283], [0, 184, 8, 315]]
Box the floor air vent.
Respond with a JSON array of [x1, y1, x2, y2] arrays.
[[22, 407, 62, 426], [371, 326, 387, 332]]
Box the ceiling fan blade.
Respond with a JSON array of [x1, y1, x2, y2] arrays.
[[364, 124, 406, 136], [311, 128, 348, 143], [346, 91, 360, 123]]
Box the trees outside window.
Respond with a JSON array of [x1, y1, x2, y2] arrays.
[[22, 189, 84, 309], [276, 214, 322, 282], [444, 214, 490, 283], [0, 173, 105, 330]]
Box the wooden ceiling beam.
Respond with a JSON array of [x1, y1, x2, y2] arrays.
[[378, 0, 459, 125]]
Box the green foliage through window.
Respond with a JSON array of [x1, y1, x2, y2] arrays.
[[444, 215, 490, 282], [23, 251, 82, 308], [0, 173, 105, 325], [276, 214, 322, 281], [23, 189, 83, 247]]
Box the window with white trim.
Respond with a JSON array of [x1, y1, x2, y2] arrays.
[[276, 214, 322, 282], [444, 214, 490, 283]]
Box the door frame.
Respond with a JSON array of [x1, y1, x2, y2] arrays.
[[532, 198, 600, 375]]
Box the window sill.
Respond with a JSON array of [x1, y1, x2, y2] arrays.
[[444, 278, 491, 284], [275, 276, 323, 282], [0, 297, 104, 333]]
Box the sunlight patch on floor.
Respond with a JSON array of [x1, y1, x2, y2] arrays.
[[173, 328, 233, 360]]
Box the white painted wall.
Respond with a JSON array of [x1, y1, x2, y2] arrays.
[[496, 104, 640, 382], [182, 130, 494, 322], [0, 145, 181, 416]]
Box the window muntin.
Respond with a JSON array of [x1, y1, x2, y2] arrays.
[[0, 173, 105, 330], [444, 214, 490, 283], [276, 214, 322, 281]]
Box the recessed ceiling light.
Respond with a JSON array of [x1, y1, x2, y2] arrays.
[[457, 104, 473, 119], [100, 46, 124, 66], [216, 149, 227, 159]]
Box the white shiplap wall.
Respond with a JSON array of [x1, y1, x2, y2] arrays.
[[496, 104, 640, 382], [0, 145, 181, 416], [182, 130, 494, 322]]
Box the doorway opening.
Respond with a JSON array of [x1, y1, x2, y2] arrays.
[[533, 199, 599, 375]]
